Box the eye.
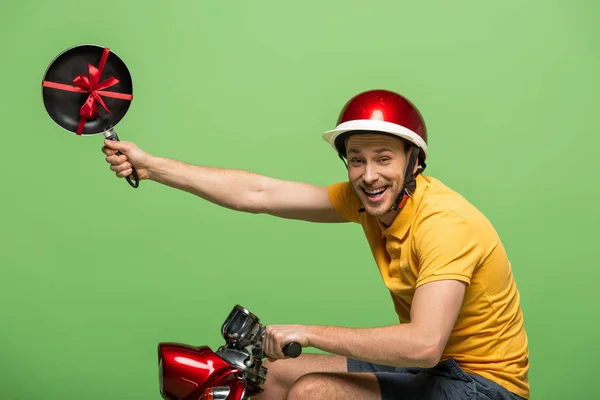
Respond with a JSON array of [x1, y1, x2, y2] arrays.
[[379, 157, 391, 163]]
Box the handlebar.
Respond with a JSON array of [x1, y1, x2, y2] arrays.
[[282, 342, 302, 358], [221, 305, 303, 362]]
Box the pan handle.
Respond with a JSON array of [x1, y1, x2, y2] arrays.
[[103, 129, 139, 188]]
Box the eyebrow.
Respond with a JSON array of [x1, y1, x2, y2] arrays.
[[347, 147, 395, 155]]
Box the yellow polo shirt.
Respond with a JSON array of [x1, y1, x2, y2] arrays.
[[328, 174, 530, 399]]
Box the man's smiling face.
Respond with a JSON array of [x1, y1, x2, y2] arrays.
[[346, 133, 409, 220]]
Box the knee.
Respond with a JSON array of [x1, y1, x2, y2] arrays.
[[262, 359, 285, 386], [257, 359, 293, 398], [286, 373, 329, 400]]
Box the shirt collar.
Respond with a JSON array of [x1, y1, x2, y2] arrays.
[[377, 174, 430, 239]]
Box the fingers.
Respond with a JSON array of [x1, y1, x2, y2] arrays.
[[103, 139, 128, 152], [102, 139, 133, 156], [104, 151, 132, 178], [116, 168, 133, 178], [264, 327, 273, 360], [110, 161, 133, 173], [106, 154, 129, 166], [101, 145, 118, 156], [101, 140, 143, 180], [264, 328, 273, 359], [264, 326, 286, 360]]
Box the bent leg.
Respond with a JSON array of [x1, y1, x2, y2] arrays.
[[255, 356, 485, 400], [284, 369, 478, 400], [254, 353, 347, 400]]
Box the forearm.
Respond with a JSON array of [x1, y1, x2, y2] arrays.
[[307, 324, 441, 368], [146, 156, 267, 213]]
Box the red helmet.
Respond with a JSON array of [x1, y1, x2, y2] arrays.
[[322, 89, 428, 163]]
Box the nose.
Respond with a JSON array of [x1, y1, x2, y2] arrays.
[[362, 163, 379, 185]]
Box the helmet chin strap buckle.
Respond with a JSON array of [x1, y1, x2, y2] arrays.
[[390, 189, 410, 211]]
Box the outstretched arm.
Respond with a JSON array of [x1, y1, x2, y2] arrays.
[[102, 140, 347, 223]]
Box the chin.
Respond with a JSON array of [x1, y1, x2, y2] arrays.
[[359, 196, 393, 215], [352, 184, 401, 216], [364, 204, 392, 216]]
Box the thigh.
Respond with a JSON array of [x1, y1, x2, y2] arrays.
[[347, 357, 398, 374], [373, 358, 483, 400], [292, 357, 475, 400], [373, 370, 477, 400]]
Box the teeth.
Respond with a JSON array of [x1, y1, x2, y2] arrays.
[[365, 188, 386, 195]]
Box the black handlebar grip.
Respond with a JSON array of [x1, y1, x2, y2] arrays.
[[282, 342, 302, 358]]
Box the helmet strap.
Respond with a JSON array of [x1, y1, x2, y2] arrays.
[[390, 146, 420, 211], [338, 152, 348, 168]]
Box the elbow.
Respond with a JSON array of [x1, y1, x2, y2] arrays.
[[238, 185, 267, 214], [419, 346, 442, 368], [230, 191, 265, 214], [415, 337, 444, 368], [230, 201, 258, 213], [231, 202, 262, 214]]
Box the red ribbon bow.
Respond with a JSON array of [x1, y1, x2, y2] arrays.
[[42, 47, 133, 134]]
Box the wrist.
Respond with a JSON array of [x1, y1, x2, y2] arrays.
[[144, 155, 163, 181], [306, 325, 326, 348]]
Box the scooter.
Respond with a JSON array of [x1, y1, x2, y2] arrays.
[[158, 305, 302, 400]]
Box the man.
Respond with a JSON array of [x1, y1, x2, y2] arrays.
[[102, 89, 530, 400]]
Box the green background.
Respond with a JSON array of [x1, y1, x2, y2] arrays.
[[1, 0, 598, 399]]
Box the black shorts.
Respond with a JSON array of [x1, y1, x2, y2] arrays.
[[347, 357, 526, 400]]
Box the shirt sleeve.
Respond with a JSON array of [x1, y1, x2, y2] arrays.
[[413, 210, 484, 288], [327, 181, 362, 223]]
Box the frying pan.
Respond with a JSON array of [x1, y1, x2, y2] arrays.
[[41, 44, 139, 188]]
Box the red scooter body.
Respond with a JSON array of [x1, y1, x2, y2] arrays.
[[158, 343, 246, 400], [157, 305, 302, 400]]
